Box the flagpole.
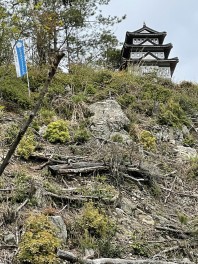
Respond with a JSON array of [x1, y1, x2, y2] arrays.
[[26, 69, 31, 97]]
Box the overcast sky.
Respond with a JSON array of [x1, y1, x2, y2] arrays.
[[103, 0, 198, 83]]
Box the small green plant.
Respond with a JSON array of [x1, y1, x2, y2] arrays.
[[43, 180, 61, 195], [158, 99, 190, 127], [5, 123, 19, 145], [117, 94, 135, 108], [32, 108, 56, 130], [0, 105, 4, 118], [150, 182, 161, 198], [182, 134, 195, 147], [73, 128, 90, 143], [73, 202, 116, 256], [16, 214, 61, 264], [44, 119, 70, 143], [78, 179, 118, 200], [187, 156, 198, 178], [177, 212, 188, 225], [111, 133, 124, 143], [130, 231, 148, 256], [17, 129, 36, 159], [12, 171, 32, 203], [139, 130, 156, 151]]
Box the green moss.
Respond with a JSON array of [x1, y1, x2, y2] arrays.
[[16, 214, 61, 264], [44, 119, 70, 143]]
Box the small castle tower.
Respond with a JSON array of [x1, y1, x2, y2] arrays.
[[120, 23, 179, 78]]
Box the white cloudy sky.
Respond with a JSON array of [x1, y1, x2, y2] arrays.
[[103, 0, 198, 83]]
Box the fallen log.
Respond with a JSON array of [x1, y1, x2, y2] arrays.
[[48, 162, 109, 176], [57, 249, 195, 264]]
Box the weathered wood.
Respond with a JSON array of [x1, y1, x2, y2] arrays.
[[86, 259, 192, 264], [57, 250, 78, 263], [48, 162, 109, 176], [57, 249, 195, 264], [155, 225, 190, 239]]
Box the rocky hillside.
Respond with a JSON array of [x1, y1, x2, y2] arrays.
[[0, 65, 197, 264]]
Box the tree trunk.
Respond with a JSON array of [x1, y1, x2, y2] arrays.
[[0, 52, 65, 177]]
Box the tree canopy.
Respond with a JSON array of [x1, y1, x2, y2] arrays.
[[0, 0, 125, 69]]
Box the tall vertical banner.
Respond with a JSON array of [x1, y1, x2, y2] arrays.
[[12, 40, 27, 77], [12, 40, 30, 96]]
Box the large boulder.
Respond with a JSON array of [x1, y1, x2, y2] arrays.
[[89, 99, 130, 140]]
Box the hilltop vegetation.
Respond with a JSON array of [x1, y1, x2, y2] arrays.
[[0, 65, 198, 263]]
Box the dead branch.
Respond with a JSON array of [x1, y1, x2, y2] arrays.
[[16, 198, 29, 212], [155, 226, 190, 239], [44, 191, 117, 205], [152, 245, 180, 258], [161, 187, 198, 199]]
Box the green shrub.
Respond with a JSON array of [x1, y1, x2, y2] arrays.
[[187, 156, 198, 178], [141, 83, 172, 103], [74, 202, 116, 256], [182, 134, 196, 147], [140, 130, 156, 151], [117, 94, 135, 108], [5, 123, 19, 145], [0, 66, 33, 109], [0, 105, 4, 118], [16, 214, 61, 264], [74, 128, 90, 143], [32, 108, 56, 130], [17, 130, 36, 159], [158, 99, 190, 127], [44, 119, 70, 143], [12, 171, 33, 203], [71, 93, 87, 104]]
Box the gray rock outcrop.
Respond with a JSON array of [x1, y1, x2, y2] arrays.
[[50, 215, 67, 243], [89, 99, 130, 141]]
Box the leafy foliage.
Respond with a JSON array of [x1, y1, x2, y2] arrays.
[[158, 99, 190, 127], [17, 129, 36, 160], [44, 119, 70, 143], [73, 127, 90, 143], [0, 66, 33, 109], [71, 202, 117, 256], [139, 130, 156, 151], [12, 171, 33, 203], [16, 214, 61, 264]]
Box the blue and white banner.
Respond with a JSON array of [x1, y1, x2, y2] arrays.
[[12, 40, 27, 77]]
